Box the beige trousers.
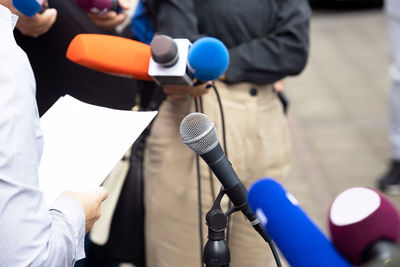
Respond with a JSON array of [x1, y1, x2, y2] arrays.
[[144, 81, 291, 267]]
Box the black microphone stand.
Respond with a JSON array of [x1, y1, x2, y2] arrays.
[[203, 187, 245, 267]]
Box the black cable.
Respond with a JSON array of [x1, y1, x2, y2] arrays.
[[255, 225, 282, 267], [211, 83, 227, 156], [194, 97, 204, 267], [211, 83, 232, 245]]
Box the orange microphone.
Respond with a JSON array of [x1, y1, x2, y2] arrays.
[[66, 34, 153, 81]]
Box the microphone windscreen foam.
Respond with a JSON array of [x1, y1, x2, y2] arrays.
[[12, 0, 45, 16], [75, 0, 117, 13], [66, 34, 152, 81], [329, 187, 400, 265], [248, 178, 351, 267], [188, 37, 229, 81]]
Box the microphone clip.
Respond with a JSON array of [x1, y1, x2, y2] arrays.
[[203, 187, 231, 267]]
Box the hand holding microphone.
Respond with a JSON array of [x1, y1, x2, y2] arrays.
[[149, 35, 229, 98], [163, 82, 212, 100], [9, 0, 56, 37], [66, 33, 229, 87], [75, 0, 130, 30]]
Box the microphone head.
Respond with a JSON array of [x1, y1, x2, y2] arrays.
[[150, 35, 179, 67], [12, 0, 46, 16], [179, 113, 219, 155], [248, 178, 351, 267], [75, 0, 118, 14], [188, 37, 229, 81], [66, 34, 152, 81], [329, 187, 400, 265]]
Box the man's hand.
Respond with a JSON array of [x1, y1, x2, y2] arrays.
[[15, 8, 57, 37], [88, 0, 130, 30], [163, 81, 212, 100], [60, 187, 108, 233]]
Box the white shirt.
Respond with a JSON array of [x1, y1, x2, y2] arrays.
[[0, 5, 85, 266]]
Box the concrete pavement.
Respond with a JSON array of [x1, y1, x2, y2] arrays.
[[285, 5, 393, 233]]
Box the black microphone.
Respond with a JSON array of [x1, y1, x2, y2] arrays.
[[148, 35, 194, 86], [179, 113, 263, 232]]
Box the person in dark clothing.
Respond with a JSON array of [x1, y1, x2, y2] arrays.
[[14, 0, 138, 116], [143, 0, 311, 266]]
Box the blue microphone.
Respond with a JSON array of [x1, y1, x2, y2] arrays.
[[247, 178, 351, 267], [148, 36, 229, 85], [188, 37, 229, 82], [12, 0, 48, 16]]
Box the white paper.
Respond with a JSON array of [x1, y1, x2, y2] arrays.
[[38, 95, 157, 206]]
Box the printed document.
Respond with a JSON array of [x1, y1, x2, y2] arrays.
[[38, 95, 157, 205]]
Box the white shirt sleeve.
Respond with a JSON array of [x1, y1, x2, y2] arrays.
[[0, 5, 85, 266]]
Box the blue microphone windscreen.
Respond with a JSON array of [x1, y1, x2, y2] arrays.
[[188, 37, 229, 82], [248, 178, 351, 267], [12, 0, 41, 16]]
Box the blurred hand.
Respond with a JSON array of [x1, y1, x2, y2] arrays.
[[0, 0, 12, 9], [15, 8, 57, 37], [88, 0, 130, 30], [59, 187, 108, 233], [0, 0, 56, 37], [164, 81, 212, 100]]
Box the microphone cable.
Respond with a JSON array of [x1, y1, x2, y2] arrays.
[[210, 82, 232, 245], [193, 81, 229, 267], [194, 96, 204, 267]]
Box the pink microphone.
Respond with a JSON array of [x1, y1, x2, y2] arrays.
[[329, 187, 400, 265], [75, 0, 119, 14]]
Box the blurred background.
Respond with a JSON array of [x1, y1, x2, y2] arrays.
[[285, 0, 391, 233]]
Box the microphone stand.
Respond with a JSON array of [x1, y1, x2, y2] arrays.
[[203, 187, 246, 267], [203, 186, 282, 267], [203, 187, 230, 267]]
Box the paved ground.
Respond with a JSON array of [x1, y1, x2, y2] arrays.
[[285, 4, 393, 234]]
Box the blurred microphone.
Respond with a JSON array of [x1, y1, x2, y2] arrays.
[[179, 113, 270, 241], [188, 37, 229, 82], [148, 35, 229, 85], [66, 34, 153, 80], [67, 34, 229, 85], [148, 35, 194, 85], [12, 0, 48, 16], [74, 0, 119, 15], [329, 187, 400, 266], [247, 178, 351, 267]]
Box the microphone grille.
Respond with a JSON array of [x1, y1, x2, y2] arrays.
[[180, 113, 219, 155], [150, 35, 179, 67]]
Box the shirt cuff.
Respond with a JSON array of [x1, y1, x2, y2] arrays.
[[50, 197, 86, 260]]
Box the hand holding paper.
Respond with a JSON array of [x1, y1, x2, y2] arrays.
[[38, 95, 157, 206]]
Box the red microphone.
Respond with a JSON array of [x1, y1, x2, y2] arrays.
[[329, 187, 400, 265], [66, 34, 153, 81], [74, 0, 118, 14]]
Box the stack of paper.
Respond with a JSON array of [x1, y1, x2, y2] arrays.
[[38, 95, 157, 205]]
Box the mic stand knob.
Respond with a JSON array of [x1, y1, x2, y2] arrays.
[[203, 188, 230, 267]]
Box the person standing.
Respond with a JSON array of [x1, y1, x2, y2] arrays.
[[377, 0, 400, 194], [0, 2, 108, 266], [143, 0, 311, 266]]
